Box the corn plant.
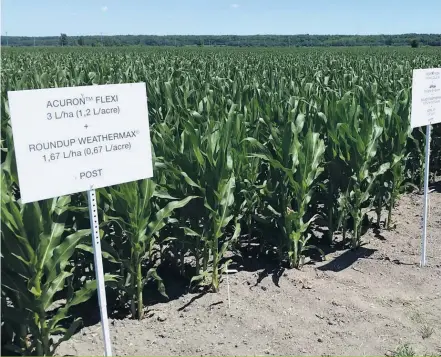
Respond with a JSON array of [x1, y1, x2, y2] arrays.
[[247, 103, 325, 268], [336, 91, 390, 248], [321, 91, 352, 243], [152, 80, 241, 291], [1, 179, 115, 356], [179, 109, 241, 292], [100, 179, 196, 320], [231, 108, 264, 254], [385, 91, 413, 229]]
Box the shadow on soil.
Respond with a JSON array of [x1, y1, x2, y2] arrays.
[[225, 234, 288, 288], [317, 246, 377, 272], [67, 262, 192, 329], [431, 181, 441, 193], [373, 227, 387, 241]]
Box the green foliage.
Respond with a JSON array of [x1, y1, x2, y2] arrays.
[[1, 46, 441, 353], [1, 179, 117, 355], [393, 343, 416, 357], [247, 108, 325, 267], [100, 179, 196, 319], [335, 92, 389, 247]]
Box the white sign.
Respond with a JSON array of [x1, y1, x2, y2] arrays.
[[411, 68, 441, 128], [8, 82, 153, 203]]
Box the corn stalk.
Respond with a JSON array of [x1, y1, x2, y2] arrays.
[[1, 178, 115, 355]]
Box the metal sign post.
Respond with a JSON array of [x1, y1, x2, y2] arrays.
[[87, 189, 112, 356], [420, 124, 431, 267]]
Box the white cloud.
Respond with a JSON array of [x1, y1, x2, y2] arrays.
[[230, 3, 239, 8], [101, 5, 108, 12]]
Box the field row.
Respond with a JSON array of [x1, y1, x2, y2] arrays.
[[1, 47, 441, 356]]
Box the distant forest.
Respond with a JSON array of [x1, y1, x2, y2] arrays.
[[2, 34, 441, 47]]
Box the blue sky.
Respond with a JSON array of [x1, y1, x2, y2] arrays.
[[2, 0, 440, 36]]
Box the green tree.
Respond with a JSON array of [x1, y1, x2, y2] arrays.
[[410, 39, 419, 48], [77, 36, 85, 46], [59, 33, 68, 46]]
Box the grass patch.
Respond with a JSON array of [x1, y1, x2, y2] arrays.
[[393, 343, 415, 357]]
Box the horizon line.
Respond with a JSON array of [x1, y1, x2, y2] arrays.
[[3, 33, 441, 38]]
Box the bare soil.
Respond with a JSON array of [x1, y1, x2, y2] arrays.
[[58, 185, 441, 356]]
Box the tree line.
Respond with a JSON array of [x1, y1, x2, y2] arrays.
[[2, 33, 441, 47]]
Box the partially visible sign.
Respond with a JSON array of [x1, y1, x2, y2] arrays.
[[8, 83, 153, 203], [411, 68, 441, 128]]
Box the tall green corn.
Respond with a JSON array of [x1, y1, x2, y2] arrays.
[[1, 179, 116, 355], [100, 179, 195, 319]]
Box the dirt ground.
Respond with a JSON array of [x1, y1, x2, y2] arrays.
[[57, 184, 441, 357]]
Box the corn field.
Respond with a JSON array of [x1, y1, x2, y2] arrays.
[[1, 46, 441, 356]]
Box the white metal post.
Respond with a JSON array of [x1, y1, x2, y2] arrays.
[[87, 189, 113, 356], [420, 124, 431, 267]]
